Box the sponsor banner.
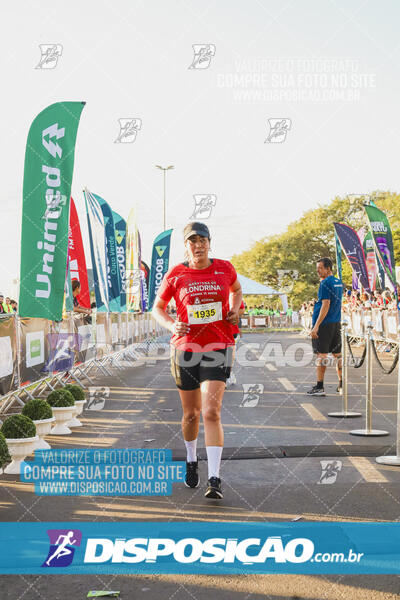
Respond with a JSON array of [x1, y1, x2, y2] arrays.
[[71, 314, 93, 364], [19, 318, 50, 383], [0, 315, 18, 395], [141, 260, 150, 312], [333, 223, 371, 292], [137, 230, 143, 312], [2, 522, 400, 574], [84, 189, 109, 312], [112, 211, 127, 311], [69, 197, 90, 309], [19, 101, 85, 320], [63, 257, 74, 312], [363, 231, 378, 291], [364, 204, 397, 292], [148, 229, 173, 309], [44, 320, 75, 373], [126, 207, 141, 311], [95, 194, 121, 312]]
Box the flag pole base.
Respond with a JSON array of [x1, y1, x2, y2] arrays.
[[376, 455, 400, 466], [328, 411, 361, 418], [350, 429, 389, 437]]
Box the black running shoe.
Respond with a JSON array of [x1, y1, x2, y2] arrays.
[[306, 385, 325, 396], [184, 458, 199, 488], [205, 477, 223, 499], [336, 385, 343, 395]]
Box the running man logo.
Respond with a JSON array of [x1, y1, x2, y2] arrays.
[[277, 269, 299, 293], [155, 245, 166, 258], [42, 529, 82, 567], [125, 269, 142, 293], [240, 383, 264, 407], [318, 460, 342, 484], [35, 44, 63, 69], [87, 387, 110, 411], [189, 195, 217, 220], [265, 118, 292, 143], [188, 44, 216, 69], [114, 118, 142, 143]]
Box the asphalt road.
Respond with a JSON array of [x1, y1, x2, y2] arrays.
[[1, 330, 400, 599]]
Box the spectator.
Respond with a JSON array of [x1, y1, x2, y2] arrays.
[[72, 280, 92, 317]]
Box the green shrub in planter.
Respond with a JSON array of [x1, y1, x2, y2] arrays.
[[64, 384, 85, 402], [22, 399, 53, 421], [0, 431, 11, 468], [1, 414, 36, 439], [47, 389, 75, 408]]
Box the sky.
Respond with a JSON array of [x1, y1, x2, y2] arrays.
[[2, 0, 400, 298]]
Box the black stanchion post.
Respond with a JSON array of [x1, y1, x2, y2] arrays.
[[350, 321, 389, 437], [329, 318, 361, 418]]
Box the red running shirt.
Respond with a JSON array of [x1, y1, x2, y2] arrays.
[[157, 258, 238, 351]]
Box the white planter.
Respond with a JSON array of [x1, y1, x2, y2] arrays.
[[50, 406, 74, 435], [4, 436, 38, 474], [67, 400, 86, 427], [33, 417, 55, 449]]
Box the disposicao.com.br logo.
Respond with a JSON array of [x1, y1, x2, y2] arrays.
[[81, 535, 362, 566]]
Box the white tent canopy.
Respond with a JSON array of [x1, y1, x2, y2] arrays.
[[237, 273, 288, 311]]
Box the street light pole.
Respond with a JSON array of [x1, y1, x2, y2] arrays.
[[156, 165, 174, 231]]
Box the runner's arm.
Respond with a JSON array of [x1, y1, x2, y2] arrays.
[[152, 297, 175, 333], [313, 299, 330, 330], [229, 279, 243, 313]]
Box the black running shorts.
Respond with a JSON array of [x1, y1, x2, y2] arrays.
[[170, 346, 234, 390], [312, 322, 341, 355]]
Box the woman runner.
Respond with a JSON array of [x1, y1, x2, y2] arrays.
[[152, 222, 242, 499]]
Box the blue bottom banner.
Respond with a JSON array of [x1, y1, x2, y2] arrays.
[[0, 522, 400, 574]]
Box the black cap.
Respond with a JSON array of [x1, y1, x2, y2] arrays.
[[183, 222, 210, 242]]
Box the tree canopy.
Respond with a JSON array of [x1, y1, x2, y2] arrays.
[[231, 191, 400, 308]]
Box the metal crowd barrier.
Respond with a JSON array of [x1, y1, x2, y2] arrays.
[[242, 313, 300, 329], [344, 308, 399, 344], [300, 309, 400, 343], [0, 311, 168, 416]]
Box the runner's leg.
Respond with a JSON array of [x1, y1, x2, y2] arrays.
[[178, 388, 201, 451], [333, 352, 342, 391], [201, 380, 225, 475], [316, 353, 328, 384]]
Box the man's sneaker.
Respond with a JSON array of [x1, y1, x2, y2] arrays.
[[336, 384, 343, 395], [184, 459, 199, 488], [306, 385, 325, 396], [205, 477, 223, 499]]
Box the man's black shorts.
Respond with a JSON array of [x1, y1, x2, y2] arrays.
[[312, 322, 341, 354], [170, 346, 234, 390]]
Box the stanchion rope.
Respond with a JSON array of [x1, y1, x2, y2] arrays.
[[370, 338, 399, 374], [346, 335, 367, 369]]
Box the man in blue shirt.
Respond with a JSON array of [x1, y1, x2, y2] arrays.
[[306, 257, 343, 396]]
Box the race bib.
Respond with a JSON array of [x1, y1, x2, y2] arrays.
[[187, 301, 222, 325]]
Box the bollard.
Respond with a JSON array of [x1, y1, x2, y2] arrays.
[[376, 325, 400, 465], [329, 318, 361, 418], [350, 321, 389, 437]]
